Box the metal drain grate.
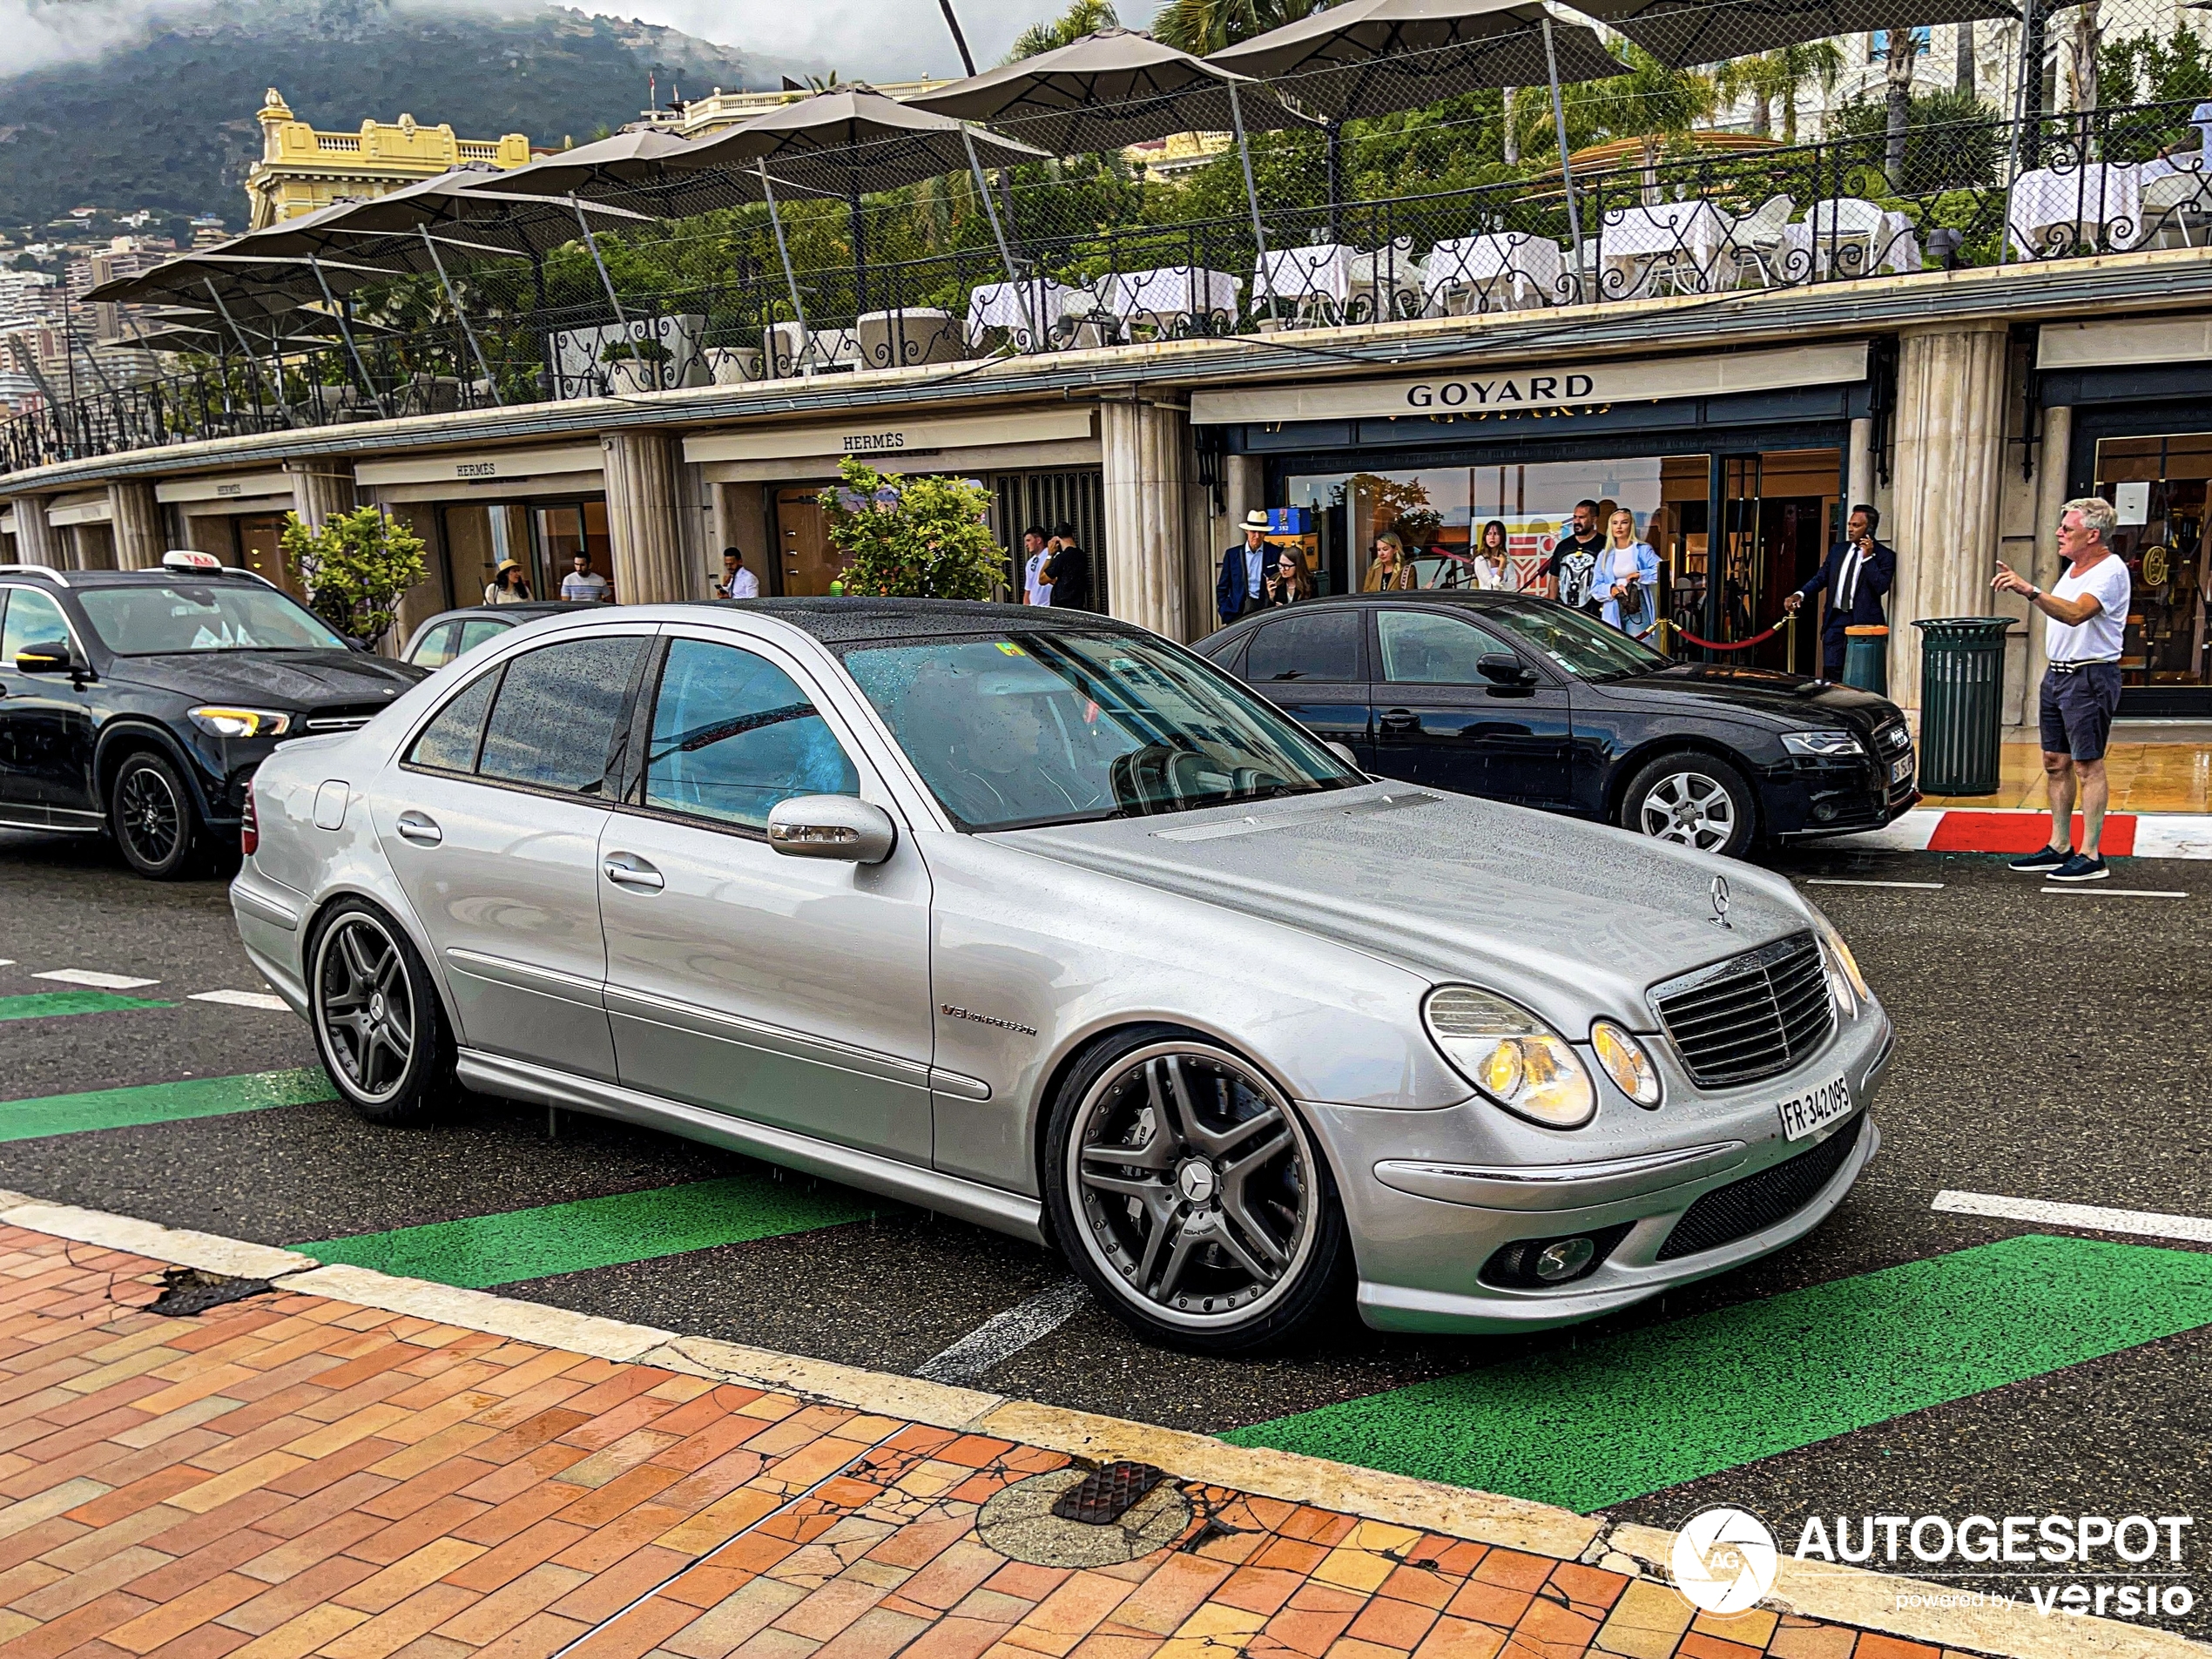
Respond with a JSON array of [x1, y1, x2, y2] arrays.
[[1051, 1462, 1166, 1525], [147, 1267, 276, 1318]]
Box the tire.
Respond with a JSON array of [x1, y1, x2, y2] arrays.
[[109, 750, 204, 880], [306, 900, 456, 1124], [1043, 1026, 1348, 1354], [1618, 750, 1758, 859]]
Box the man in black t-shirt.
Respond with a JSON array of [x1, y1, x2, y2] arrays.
[[1541, 499, 1607, 613], [1043, 521, 1093, 611]]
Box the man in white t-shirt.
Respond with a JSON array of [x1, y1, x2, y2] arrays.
[[1021, 526, 1052, 605], [1993, 496, 2132, 882], [559, 553, 611, 604]]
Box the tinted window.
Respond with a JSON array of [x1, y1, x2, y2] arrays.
[[455, 617, 510, 658], [407, 670, 498, 772], [1245, 612, 1362, 683], [75, 583, 345, 653], [408, 622, 461, 668], [476, 637, 641, 795], [1377, 610, 1515, 685], [1, 588, 71, 664], [643, 640, 858, 830]]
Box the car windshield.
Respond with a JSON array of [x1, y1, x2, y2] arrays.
[[841, 630, 1364, 832], [75, 583, 347, 655], [1480, 600, 1669, 680]]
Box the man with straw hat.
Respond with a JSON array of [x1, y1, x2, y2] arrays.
[[1217, 509, 1275, 624]]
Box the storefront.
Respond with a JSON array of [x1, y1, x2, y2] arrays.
[[355, 443, 611, 612], [684, 408, 1102, 602], [2040, 315, 2212, 715], [1193, 342, 1876, 673], [155, 471, 301, 591]]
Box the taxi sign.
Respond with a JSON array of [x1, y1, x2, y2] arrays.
[[161, 550, 225, 571]]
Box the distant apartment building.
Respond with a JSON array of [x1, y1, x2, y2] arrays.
[[246, 88, 534, 228]]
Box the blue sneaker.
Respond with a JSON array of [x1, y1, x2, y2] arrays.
[[2007, 845, 2072, 873], [2048, 853, 2109, 882]]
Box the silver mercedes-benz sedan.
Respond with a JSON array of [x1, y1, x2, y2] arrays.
[[233, 598, 1889, 1352]]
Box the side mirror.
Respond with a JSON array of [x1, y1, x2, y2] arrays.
[[766, 795, 897, 864], [15, 641, 78, 676], [1477, 652, 1535, 688]]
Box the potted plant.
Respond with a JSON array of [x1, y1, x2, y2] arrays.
[[823, 455, 1006, 600]]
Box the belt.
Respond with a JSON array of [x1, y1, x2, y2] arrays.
[[2048, 659, 2120, 673]]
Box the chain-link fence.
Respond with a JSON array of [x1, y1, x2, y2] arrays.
[[5, 0, 2208, 477]]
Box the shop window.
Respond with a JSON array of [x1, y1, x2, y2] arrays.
[[2094, 435, 2212, 687], [1246, 611, 1364, 683], [443, 502, 534, 603]]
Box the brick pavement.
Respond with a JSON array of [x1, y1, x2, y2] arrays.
[[0, 1224, 1987, 1659]]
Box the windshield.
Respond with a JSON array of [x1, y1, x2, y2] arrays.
[[841, 630, 1364, 832], [1481, 600, 1669, 680], [76, 583, 347, 656]]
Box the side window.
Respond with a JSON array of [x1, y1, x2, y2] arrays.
[[642, 639, 859, 831], [1377, 610, 1515, 685], [1, 588, 71, 664], [408, 622, 460, 669], [1244, 611, 1363, 683], [455, 618, 509, 658], [476, 637, 643, 795], [406, 670, 499, 773]]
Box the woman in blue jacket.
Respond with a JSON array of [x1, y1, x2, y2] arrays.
[[1597, 509, 1661, 638]]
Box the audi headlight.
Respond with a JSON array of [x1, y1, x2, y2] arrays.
[[1590, 1020, 1662, 1108], [1425, 987, 1595, 1129], [1781, 729, 1865, 758], [188, 706, 292, 739], [1811, 908, 1870, 1016]]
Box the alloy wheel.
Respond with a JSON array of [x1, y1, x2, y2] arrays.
[[314, 914, 416, 1104], [117, 763, 183, 868], [1067, 1043, 1319, 1329], [1637, 769, 1737, 852]]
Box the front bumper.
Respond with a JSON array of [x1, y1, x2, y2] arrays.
[[1765, 754, 1919, 839], [1308, 1006, 1893, 1334]]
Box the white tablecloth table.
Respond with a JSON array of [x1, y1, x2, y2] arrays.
[[1591, 200, 1729, 293], [964, 279, 1076, 347], [1096, 266, 1243, 327], [1784, 203, 1923, 277], [2007, 161, 2169, 256], [1420, 233, 1567, 310], [1254, 242, 1423, 319]]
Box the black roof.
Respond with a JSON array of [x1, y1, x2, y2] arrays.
[[1204, 589, 1541, 638], [0, 564, 276, 590], [731, 597, 1144, 645]]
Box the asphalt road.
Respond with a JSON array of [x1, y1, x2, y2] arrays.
[[3, 826, 2209, 1641]]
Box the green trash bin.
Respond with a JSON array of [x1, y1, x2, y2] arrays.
[[1842, 624, 1889, 695], [1913, 617, 2014, 795]]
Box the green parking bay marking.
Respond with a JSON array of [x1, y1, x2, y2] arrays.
[[293, 1175, 876, 1290], [1, 1068, 337, 1142], [1226, 1234, 2212, 1514], [0, 991, 173, 1023]]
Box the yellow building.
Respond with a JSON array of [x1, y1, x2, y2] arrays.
[[246, 89, 534, 228]]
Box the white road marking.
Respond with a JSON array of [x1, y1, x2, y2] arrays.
[[1803, 879, 1945, 890], [2038, 887, 2188, 898], [34, 969, 158, 989], [188, 990, 291, 1011], [1933, 1189, 2212, 1244], [914, 1278, 1089, 1385]]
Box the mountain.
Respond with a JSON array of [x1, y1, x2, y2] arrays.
[[0, 0, 813, 232]]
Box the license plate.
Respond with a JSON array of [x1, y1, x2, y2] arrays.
[[1776, 1074, 1854, 1142], [1889, 754, 1913, 784]]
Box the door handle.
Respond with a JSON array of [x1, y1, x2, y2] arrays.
[[1379, 709, 1419, 733], [603, 852, 664, 892], [395, 810, 442, 846]]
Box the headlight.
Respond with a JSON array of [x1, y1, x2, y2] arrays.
[[1811, 908, 1870, 1016], [1590, 1020, 1662, 1108], [188, 706, 292, 739], [1781, 729, 1865, 758], [1425, 987, 1595, 1129]]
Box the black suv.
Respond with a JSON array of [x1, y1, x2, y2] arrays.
[[0, 556, 424, 877]]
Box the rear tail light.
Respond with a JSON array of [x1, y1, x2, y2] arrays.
[[240, 791, 259, 857]]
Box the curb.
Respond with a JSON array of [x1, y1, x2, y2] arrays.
[[2, 1189, 2202, 1659], [1833, 809, 2212, 859]]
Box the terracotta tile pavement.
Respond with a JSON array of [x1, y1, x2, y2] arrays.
[[0, 1227, 1977, 1659]]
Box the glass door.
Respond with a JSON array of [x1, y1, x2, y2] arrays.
[[2094, 435, 2210, 690], [533, 499, 615, 601]]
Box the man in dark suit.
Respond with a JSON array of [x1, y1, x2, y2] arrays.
[[1217, 509, 1273, 625], [1785, 503, 1897, 678]]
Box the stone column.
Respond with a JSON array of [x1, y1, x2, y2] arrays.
[[2021, 402, 2074, 711], [1845, 416, 1875, 513], [601, 430, 689, 604], [7, 496, 62, 568], [108, 480, 166, 570], [286, 461, 356, 529], [1100, 397, 1192, 640], [1885, 322, 2010, 708]]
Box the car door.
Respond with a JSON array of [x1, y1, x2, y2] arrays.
[[597, 630, 934, 1163], [1371, 608, 1575, 807], [375, 631, 651, 1081], [0, 584, 99, 826], [1240, 609, 1372, 763]]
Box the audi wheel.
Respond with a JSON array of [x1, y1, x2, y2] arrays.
[[1620, 751, 1757, 858]]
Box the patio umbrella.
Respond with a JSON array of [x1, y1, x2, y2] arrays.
[[908, 30, 1320, 279], [670, 85, 1049, 326], [1210, 0, 1624, 245], [1568, 0, 2016, 70]]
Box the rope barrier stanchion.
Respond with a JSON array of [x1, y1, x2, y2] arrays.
[[1785, 610, 1797, 675], [1673, 621, 1786, 652]]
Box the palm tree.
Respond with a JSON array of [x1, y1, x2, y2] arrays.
[[1004, 0, 1120, 63], [1150, 0, 1332, 57], [1714, 41, 1844, 145], [1884, 28, 1920, 176], [1575, 45, 1717, 199]]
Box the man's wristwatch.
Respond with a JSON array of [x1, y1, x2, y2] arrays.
[[2027, 586, 2042, 603]]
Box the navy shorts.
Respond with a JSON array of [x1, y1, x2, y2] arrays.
[[2038, 663, 2122, 762]]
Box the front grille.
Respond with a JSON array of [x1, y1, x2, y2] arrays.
[[1650, 933, 1835, 1089], [1656, 1114, 1864, 1260], [1878, 720, 1911, 754], [300, 704, 386, 735]]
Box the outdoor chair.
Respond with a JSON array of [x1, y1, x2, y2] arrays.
[[856, 308, 965, 369], [2144, 167, 2212, 246], [1721, 195, 1795, 287]]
